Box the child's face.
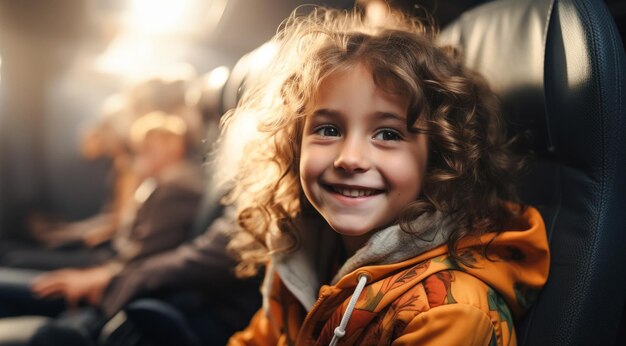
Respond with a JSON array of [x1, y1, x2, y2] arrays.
[[300, 63, 428, 239]]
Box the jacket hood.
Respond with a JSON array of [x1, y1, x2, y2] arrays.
[[269, 210, 454, 311], [270, 206, 549, 319]]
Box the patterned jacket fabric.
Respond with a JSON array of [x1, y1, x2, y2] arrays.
[[229, 207, 549, 346]]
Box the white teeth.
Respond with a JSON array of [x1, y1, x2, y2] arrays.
[[332, 186, 377, 197]]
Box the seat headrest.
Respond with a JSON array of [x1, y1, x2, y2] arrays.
[[439, 0, 554, 156]]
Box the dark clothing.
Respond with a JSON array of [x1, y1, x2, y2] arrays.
[[0, 268, 63, 318], [102, 215, 262, 333], [1, 246, 115, 271], [0, 162, 260, 344], [112, 175, 204, 266], [0, 161, 205, 344], [16, 216, 261, 346], [1, 161, 204, 271]]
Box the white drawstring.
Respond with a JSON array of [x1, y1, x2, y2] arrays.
[[329, 274, 368, 346]]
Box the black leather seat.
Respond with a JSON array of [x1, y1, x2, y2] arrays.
[[440, 0, 626, 344]]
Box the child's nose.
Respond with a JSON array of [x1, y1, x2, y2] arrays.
[[333, 138, 370, 173]]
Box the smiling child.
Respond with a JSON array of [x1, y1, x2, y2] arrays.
[[225, 7, 549, 346]]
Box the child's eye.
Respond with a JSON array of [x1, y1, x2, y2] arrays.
[[314, 125, 341, 137], [374, 129, 403, 141]]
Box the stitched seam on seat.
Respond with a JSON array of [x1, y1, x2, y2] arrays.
[[576, 0, 626, 342], [568, 1, 607, 344], [575, 0, 604, 277], [605, 0, 624, 155]]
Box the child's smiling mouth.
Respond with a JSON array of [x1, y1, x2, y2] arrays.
[[321, 183, 385, 198]]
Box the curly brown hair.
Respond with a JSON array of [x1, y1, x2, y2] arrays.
[[221, 7, 525, 277]]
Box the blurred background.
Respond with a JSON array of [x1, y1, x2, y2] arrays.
[[0, 0, 624, 242]]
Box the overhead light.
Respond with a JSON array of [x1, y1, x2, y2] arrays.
[[127, 0, 197, 35], [206, 66, 230, 89]]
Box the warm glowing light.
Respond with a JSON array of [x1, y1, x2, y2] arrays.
[[206, 66, 230, 89], [95, 34, 159, 77], [366, 0, 391, 27], [101, 93, 127, 117], [130, 111, 188, 146], [128, 0, 197, 35], [251, 42, 278, 70], [93, 33, 195, 79]]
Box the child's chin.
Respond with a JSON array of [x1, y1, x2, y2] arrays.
[[327, 223, 374, 238]]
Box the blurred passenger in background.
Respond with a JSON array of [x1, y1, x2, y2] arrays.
[[28, 93, 137, 250], [127, 64, 203, 154], [1, 65, 204, 271], [30, 212, 262, 346], [0, 88, 262, 345], [0, 111, 209, 345], [29, 111, 204, 308]]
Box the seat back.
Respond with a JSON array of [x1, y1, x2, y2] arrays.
[[440, 0, 626, 344]]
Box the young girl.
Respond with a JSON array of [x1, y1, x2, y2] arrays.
[[225, 7, 549, 346]]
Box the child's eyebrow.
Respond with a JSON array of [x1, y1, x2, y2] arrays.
[[311, 109, 406, 123], [311, 108, 340, 119], [373, 111, 406, 123]]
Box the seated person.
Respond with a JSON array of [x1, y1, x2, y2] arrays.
[[0, 111, 204, 318], [226, 6, 549, 346], [4, 113, 261, 345], [28, 93, 137, 250], [127, 64, 204, 152], [29, 212, 262, 346], [31, 111, 205, 308], [17, 63, 201, 255]]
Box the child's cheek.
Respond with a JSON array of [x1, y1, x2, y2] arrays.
[[299, 145, 324, 195], [380, 149, 427, 198]]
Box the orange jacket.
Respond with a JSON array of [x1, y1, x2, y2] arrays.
[[229, 207, 549, 345]]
